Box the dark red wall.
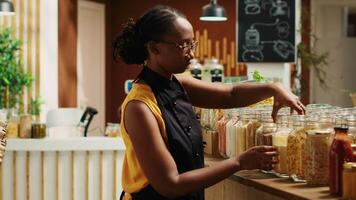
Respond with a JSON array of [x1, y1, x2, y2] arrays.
[[58, 0, 237, 123]]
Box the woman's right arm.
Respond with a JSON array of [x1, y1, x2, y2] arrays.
[[124, 100, 278, 198]]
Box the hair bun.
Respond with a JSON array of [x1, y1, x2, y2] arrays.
[[113, 18, 148, 65]]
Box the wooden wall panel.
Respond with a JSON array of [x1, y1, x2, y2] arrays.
[[58, 0, 78, 107]]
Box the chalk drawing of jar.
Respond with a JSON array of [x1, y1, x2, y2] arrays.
[[270, 0, 289, 18], [246, 27, 260, 47], [261, 40, 294, 59], [276, 21, 290, 38], [245, 0, 261, 15], [242, 28, 264, 62]]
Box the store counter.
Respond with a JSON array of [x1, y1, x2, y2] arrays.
[[1, 137, 125, 200], [205, 156, 340, 200]]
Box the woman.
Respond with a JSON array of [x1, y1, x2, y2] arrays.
[[113, 5, 305, 200]]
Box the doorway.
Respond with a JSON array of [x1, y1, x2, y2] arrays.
[[77, 0, 105, 135]]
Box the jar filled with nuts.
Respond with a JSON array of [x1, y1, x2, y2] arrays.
[[346, 115, 356, 144], [300, 115, 320, 179], [304, 130, 332, 186]]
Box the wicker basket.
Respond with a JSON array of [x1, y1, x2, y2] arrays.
[[351, 93, 356, 107]]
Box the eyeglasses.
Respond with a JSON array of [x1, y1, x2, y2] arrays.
[[155, 40, 198, 53]]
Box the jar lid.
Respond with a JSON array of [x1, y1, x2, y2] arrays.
[[352, 144, 356, 151], [315, 129, 332, 135], [306, 129, 331, 135], [334, 126, 349, 132], [343, 162, 356, 170], [306, 130, 316, 135]]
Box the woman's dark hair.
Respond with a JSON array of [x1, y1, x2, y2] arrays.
[[113, 5, 186, 65]]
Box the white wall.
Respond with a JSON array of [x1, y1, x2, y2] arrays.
[[311, 0, 356, 107], [247, 63, 291, 89], [40, 0, 58, 122]]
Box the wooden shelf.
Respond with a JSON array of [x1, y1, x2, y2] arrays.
[[205, 156, 340, 200]]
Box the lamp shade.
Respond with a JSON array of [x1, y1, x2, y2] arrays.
[[0, 0, 15, 16], [200, 0, 227, 21]]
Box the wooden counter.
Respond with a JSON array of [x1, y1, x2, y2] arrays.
[[1, 137, 125, 200], [205, 156, 342, 200]]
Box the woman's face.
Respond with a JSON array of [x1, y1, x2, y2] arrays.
[[153, 17, 195, 74]]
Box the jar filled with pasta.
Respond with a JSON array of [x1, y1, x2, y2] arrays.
[[287, 115, 305, 178]]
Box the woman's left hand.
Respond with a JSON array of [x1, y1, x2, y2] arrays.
[[271, 83, 305, 122]]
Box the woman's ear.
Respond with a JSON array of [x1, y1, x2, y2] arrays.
[[147, 41, 160, 55]]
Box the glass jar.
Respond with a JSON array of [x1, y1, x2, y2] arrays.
[[256, 113, 276, 146], [189, 58, 202, 80], [225, 112, 239, 158], [329, 126, 354, 196], [105, 123, 120, 137], [334, 108, 353, 126], [272, 114, 291, 175], [286, 115, 305, 177], [241, 109, 260, 149], [202, 59, 212, 82], [0, 109, 7, 125], [346, 115, 356, 144], [300, 115, 320, 178], [319, 113, 334, 132], [235, 120, 246, 156], [343, 162, 356, 199], [19, 114, 32, 138], [209, 109, 222, 132], [304, 130, 332, 186], [31, 123, 47, 138], [217, 110, 231, 158], [7, 109, 19, 138], [200, 108, 210, 130], [210, 58, 224, 83]]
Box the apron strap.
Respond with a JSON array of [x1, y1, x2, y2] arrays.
[[119, 190, 125, 200]]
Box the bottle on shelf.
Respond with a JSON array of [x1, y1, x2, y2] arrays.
[[189, 58, 202, 80], [329, 126, 353, 196], [210, 58, 224, 83]]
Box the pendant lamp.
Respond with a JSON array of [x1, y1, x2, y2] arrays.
[[0, 0, 15, 16], [200, 0, 227, 21]]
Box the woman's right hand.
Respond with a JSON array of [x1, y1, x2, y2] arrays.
[[237, 146, 278, 171]]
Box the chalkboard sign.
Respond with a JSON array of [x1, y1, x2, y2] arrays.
[[237, 0, 296, 63]]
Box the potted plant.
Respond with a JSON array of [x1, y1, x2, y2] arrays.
[[292, 7, 330, 99], [0, 28, 33, 113], [29, 96, 44, 122]]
